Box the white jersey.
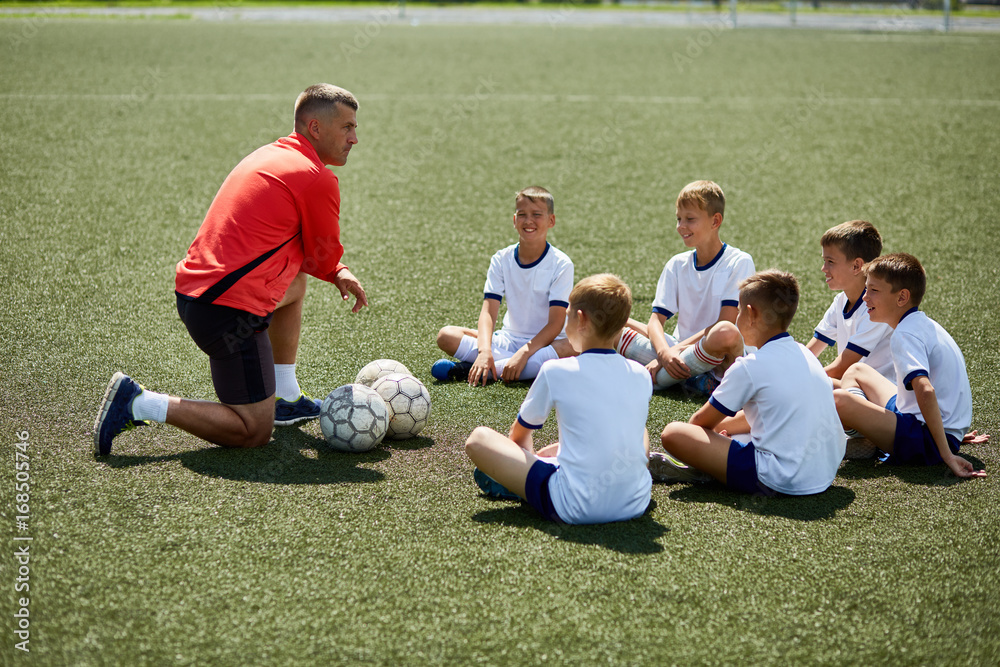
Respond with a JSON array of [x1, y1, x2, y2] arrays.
[[652, 243, 755, 342], [891, 309, 971, 442], [483, 242, 574, 340], [518, 350, 653, 524], [814, 290, 894, 381], [710, 333, 845, 495]]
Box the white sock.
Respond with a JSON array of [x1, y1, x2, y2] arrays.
[[616, 328, 657, 365], [275, 364, 302, 401], [654, 340, 725, 389], [843, 386, 867, 437], [131, 389, 168, 423]]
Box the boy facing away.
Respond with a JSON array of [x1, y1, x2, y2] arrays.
[[834, 253, 987, 479], [617, 180, 755, 393], [465, 274, 653, 525], [806, 220, 894, 385], [433, 186, 575, 386], [657, 270, 845, 496]]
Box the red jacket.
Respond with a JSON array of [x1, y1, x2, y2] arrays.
[[176, 133, 347, 317]]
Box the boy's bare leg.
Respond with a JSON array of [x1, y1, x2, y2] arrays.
[[700, 321, 745, 373], [465, 427, 539, 499], [624, 318, 648, 337], [660, 422, 731, 483], [841, 363, 896, 408], [436, 326, 478, 356], [552, 337, 578, 358], [165, 396, 275, 448], [833, 390, 898, 452], [535, 442, 560, 458]]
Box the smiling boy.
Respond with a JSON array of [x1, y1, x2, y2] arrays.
[[617, 180, 754, 393], [433, 186, 575, 386], [806, 220, 893, 384], [834, 253, 986, 478]]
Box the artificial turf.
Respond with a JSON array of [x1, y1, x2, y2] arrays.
[[1, 14, 999, 666]]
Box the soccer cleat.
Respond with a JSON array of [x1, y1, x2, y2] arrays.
[[431, 359, 473, 382], [274, 394, 322, 426], [683, 372, 721, 397], [93, 372, 148, 456], [845, 437, 877, 460], [648, 452, 713, 484], [473, 468, 520, 500]]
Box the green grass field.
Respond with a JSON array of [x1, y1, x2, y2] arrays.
[[2, 15, 999, 665]]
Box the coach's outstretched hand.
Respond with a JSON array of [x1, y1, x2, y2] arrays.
[[334, 268, 368, 313]]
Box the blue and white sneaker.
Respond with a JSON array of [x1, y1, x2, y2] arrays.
[[93, 372, 148, 456], [274, 394, 322, 426], [683, 372, 720, 397], [473, 468, 520, 500], [431, 359, 474, 382]]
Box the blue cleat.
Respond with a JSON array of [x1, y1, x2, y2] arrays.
[[274, 394, 322, 426], [93, 372, 148, 456], [432, 359, 474, 382], [473, 467, 520, 500], [683, 372, 720, 397]]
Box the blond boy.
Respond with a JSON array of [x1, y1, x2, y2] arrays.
[[617, 181, 754, 393]]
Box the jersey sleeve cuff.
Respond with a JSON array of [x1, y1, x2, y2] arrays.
[[517, 415, 544, 430], [903, 369, 929, 390], [549, 300, 569, 309], [721, 299, 738, 309], [813, 332, 836, 347], [484, 292, 503, 302], [709, 396, 737, 417], [652, 306, 674, 319], [845, 342, 871, 357]]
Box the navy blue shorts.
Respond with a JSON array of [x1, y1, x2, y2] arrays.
[[524, 460, 562, 522], [726, 440, 779, 496], [176, 293, 275, 405], [885, 395, 961, 466]]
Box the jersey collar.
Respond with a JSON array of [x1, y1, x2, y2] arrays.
[[581, 348, 616, 355], [762, 331, 792, 347], [515, 242, 550, 269], [693, 243, 727, 272], [843, 289, 867, 318]]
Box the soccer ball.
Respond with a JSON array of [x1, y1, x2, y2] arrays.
[[355, 359, 413, 387], [319, 384, 389, 452], [370, 373, 431, 440]]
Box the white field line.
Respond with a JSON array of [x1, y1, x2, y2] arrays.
[[1, 92, 999, 108]]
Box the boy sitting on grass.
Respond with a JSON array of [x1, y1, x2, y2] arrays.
[[834, 253, 987, 479], [616, 180, 755, 394], [807, 220, 894, 385], [465, 274, 653, 525], [432, 186, 575, 386], [656, 270, 845, 495]]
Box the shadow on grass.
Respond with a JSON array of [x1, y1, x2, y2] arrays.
[[471, 500, 669, 555], [836, 452, 986, 487], [101, 427, 390, 485], [668, 484, 856, 521]]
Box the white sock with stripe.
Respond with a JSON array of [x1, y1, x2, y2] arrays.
[[275, 364, 302, 401]]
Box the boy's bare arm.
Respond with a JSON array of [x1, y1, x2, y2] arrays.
[[715, 410, 750, 435], [470, 299, 501, 386], [501, 305, 567, 382], [647, 312, 685, 378], [508, 419, 535, 452], [689, 401, 726, 431], [822, 349, 864, 380], [911, 376, 986, 479], [805, 337, 828, 358]]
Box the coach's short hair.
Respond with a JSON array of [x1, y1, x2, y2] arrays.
[[863, 253, 926, 308], [294, 84, 358, 130], [739, 270, 799, 331], [515, 186, 554, 215], [569, 274, 632, 340], [821, 220, 883, 263], [676, 180, 725, 218]]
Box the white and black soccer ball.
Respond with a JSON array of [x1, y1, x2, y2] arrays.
[[370, 373, 431, 440], [355, 359, 413, 387], [319, 384, 389, 452]]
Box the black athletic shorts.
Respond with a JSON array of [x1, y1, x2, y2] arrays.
[[176, 292, 275, 405]]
